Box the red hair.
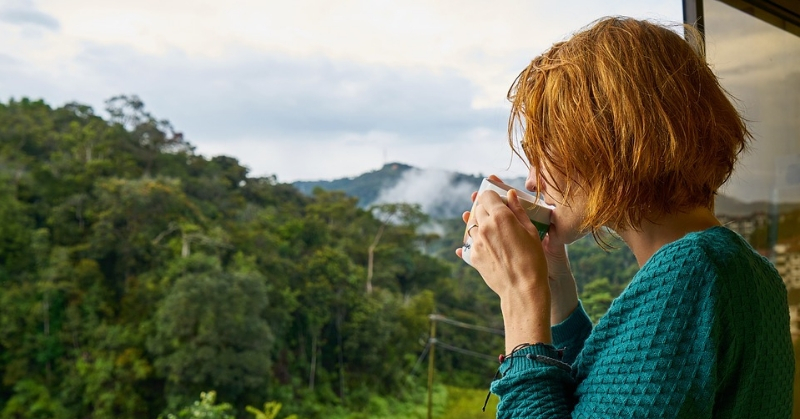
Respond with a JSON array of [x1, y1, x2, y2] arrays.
[[509, 17, 749, 234]]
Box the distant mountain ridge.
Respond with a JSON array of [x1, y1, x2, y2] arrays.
[[293, 163, 528, 218], [292, 162, 798, 219], [293, 163, 421, 205]]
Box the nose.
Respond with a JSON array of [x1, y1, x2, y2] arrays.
[[525, 167, 543, 195]]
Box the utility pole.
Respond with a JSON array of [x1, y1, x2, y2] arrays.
[[427, 314, 437, 419]]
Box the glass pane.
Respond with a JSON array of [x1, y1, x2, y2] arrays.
[[703, 0, 800, 411]]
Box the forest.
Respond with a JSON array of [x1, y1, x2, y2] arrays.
[[0, 96, 638, 419]]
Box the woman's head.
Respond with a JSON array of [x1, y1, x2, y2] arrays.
[[509, 17, 749, 235]]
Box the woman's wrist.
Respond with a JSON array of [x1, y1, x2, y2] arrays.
[[500, 292, 552, 352]]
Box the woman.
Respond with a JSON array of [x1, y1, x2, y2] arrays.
[[458, 17, 794, 418]]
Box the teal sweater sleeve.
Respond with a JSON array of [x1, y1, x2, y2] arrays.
[[550, 301, 592, 365], [490, 227, 794, 418]]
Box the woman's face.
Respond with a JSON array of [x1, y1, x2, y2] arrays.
[[525, 165, 590, 245]]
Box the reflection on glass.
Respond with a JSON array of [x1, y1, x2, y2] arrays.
[[703, 0, 800, 410]]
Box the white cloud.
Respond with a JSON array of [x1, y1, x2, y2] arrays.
[[0, 0, 60, 31], [35, 0, 680, 107], [372, 168, 476, 217], [198, 130, 398, 183], [1, 0, 683, 181], [704, 0, 800, 202]]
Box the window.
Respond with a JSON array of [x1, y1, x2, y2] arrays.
[[690, 0, 800, 412]]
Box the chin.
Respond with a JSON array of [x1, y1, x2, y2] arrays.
[[548, 224, 588, 245], [568, 231, 591, 244]]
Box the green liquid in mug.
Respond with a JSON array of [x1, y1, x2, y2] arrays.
[[531, 220, 549, 240]]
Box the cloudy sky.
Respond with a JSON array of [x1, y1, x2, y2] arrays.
[[701, 1, 800, 202], [1, 0, 683, 182]]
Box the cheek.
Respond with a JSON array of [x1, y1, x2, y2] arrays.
[[552, 207, 584, 233], [550, 217, 589, 245]]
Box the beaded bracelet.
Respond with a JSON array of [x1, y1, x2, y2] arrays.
[[481, 343, 570, 411]]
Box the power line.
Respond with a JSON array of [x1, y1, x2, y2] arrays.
[[425, 313, 503, 418], [431, 338, 497, 362], [429, 314, 505, 336], [409, 340, 431, 376]]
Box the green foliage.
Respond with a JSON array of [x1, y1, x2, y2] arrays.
[[569, 235, 637, 322], [0, 380, 68, 419], [161, 384, 494, 419], [148, 253, 273, 409], [580, 278, 626, 323], [439, 386, 497, 419], [0, 96, 645, 419], [566, 234, 638, 292], [246, 401, 298, 419], [164, 391, 235, 419]]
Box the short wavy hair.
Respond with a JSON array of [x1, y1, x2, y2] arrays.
[[509, 17, 749, 235]]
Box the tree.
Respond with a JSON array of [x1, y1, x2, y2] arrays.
[[366, 203, 428, 294], [105, 95, 192, 176], [90, 177, 202, 283], [148, 253, 274, 409], [0, 379, 69, 419], [246, 401, 298, 419], [580, 278, 625, 323], [0, 96, 532, 418], [163, 391, 234, 419], [296, 246, 358, 398]]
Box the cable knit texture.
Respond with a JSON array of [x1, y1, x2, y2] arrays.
[[491, 226, 794, 418]]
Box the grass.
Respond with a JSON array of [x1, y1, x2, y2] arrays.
[[438, 386, 497, 419], [324, 384, 498, 419]]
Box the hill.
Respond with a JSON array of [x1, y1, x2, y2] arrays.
[[295, 163, 800, 220], [293, 162, 417, 205], [293, 162, 525, 218], [0, 97, 506, 418]]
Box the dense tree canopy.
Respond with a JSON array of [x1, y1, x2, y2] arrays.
[[0, 97, 638, 418]]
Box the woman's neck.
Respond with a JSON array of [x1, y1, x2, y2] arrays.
[[616, 207, 721, 267]]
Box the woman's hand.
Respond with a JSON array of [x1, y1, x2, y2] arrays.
[[457, 175, 579, 327], [470, 189, 547, 296], [469, 188, 552, 351]]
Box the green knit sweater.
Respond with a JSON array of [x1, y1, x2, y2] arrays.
[[491, 226, 794, 418]]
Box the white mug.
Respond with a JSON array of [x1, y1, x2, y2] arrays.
[[461, 178, 552, 267]]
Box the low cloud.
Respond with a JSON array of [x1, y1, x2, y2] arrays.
[[0, 1, 60, 31], [372, 167, 478, 218], [69, 43, 498, 141], [0, 0, 684, 183], [0, 40, 524, 181]]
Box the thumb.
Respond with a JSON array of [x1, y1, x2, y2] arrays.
[[507, 190, 539, 237]]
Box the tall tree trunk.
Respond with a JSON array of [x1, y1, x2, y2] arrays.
[[309, 332, 317, 391], [366, 224, 385, 295], [336, 310, 345, 404], [76, 200, 84, 231], [181, 232, 191, 258], [43, 291, 52, 384]]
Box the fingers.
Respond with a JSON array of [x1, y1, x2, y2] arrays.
[[472, 191, 499, 221], [506, 189, 530, 225], [473, 190, 514, 228], [462, 210, 470, 224], [471, 191, 478, 203], [474, 189, 506, 211], [507, 189, 542, 240], [488, 174, 505, 184], [455, 247, 463, 258]]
